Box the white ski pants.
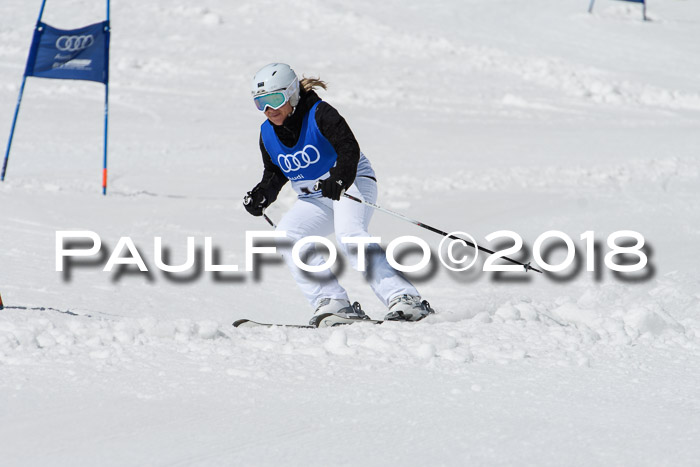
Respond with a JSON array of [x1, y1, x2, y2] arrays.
[[276, 177, 419, 310]]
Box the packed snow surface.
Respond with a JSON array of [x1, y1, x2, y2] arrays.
[[1, 0, 700, 465]]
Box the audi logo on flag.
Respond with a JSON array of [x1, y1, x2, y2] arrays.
[[55, 34, 95, 52], [277, 145, 321, 173]]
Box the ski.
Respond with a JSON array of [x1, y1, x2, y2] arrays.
[[233, 319, 314, 329], [233, 312, 384, 329], [233, 299, 436, 329]]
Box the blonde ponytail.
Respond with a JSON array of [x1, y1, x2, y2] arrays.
[[300, 76, 328, 92]]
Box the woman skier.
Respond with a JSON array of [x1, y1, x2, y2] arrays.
[[243, 63, 432, 325]]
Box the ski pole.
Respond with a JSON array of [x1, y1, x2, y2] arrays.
[[262, 209, 276, 228], [326, 186, 542, 274]]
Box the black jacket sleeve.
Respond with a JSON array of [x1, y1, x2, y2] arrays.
[[314, 102, 361, 187], [254, 134, 288, 204]]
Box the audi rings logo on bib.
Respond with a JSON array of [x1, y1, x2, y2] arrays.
[[277, 145, 321, 173], [56, 34, 95, 52]]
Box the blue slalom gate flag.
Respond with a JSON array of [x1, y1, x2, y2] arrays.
[[588, 0, 647, 20], [3, 1, 112, 194], [24, 21, 110, 84]]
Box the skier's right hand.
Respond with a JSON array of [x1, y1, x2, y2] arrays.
[[243, 186, 269, 217]]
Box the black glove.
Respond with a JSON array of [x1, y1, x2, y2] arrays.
[[316, 175, 347, 201], [243, 185, 269, 216]]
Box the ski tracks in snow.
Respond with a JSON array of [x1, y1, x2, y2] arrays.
[[2, 277, 698, 377], [2, 275, 700, 466]]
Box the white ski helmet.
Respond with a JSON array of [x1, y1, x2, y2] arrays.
[[250, 63, 300, 110]]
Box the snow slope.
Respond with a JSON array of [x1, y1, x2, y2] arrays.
[[1, 0, 700, 465]]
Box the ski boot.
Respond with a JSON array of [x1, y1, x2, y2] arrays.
[[384, 294, 435, 322], [309, 299, 370, 327]]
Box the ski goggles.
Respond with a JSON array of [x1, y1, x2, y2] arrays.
[[253, 91, 288, 111], [253, 77, 299, 112]]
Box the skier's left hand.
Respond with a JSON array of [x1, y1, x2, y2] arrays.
[[316, 176, 346, 201]]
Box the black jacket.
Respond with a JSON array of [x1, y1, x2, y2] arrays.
[[252, 89, 361, 203]]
